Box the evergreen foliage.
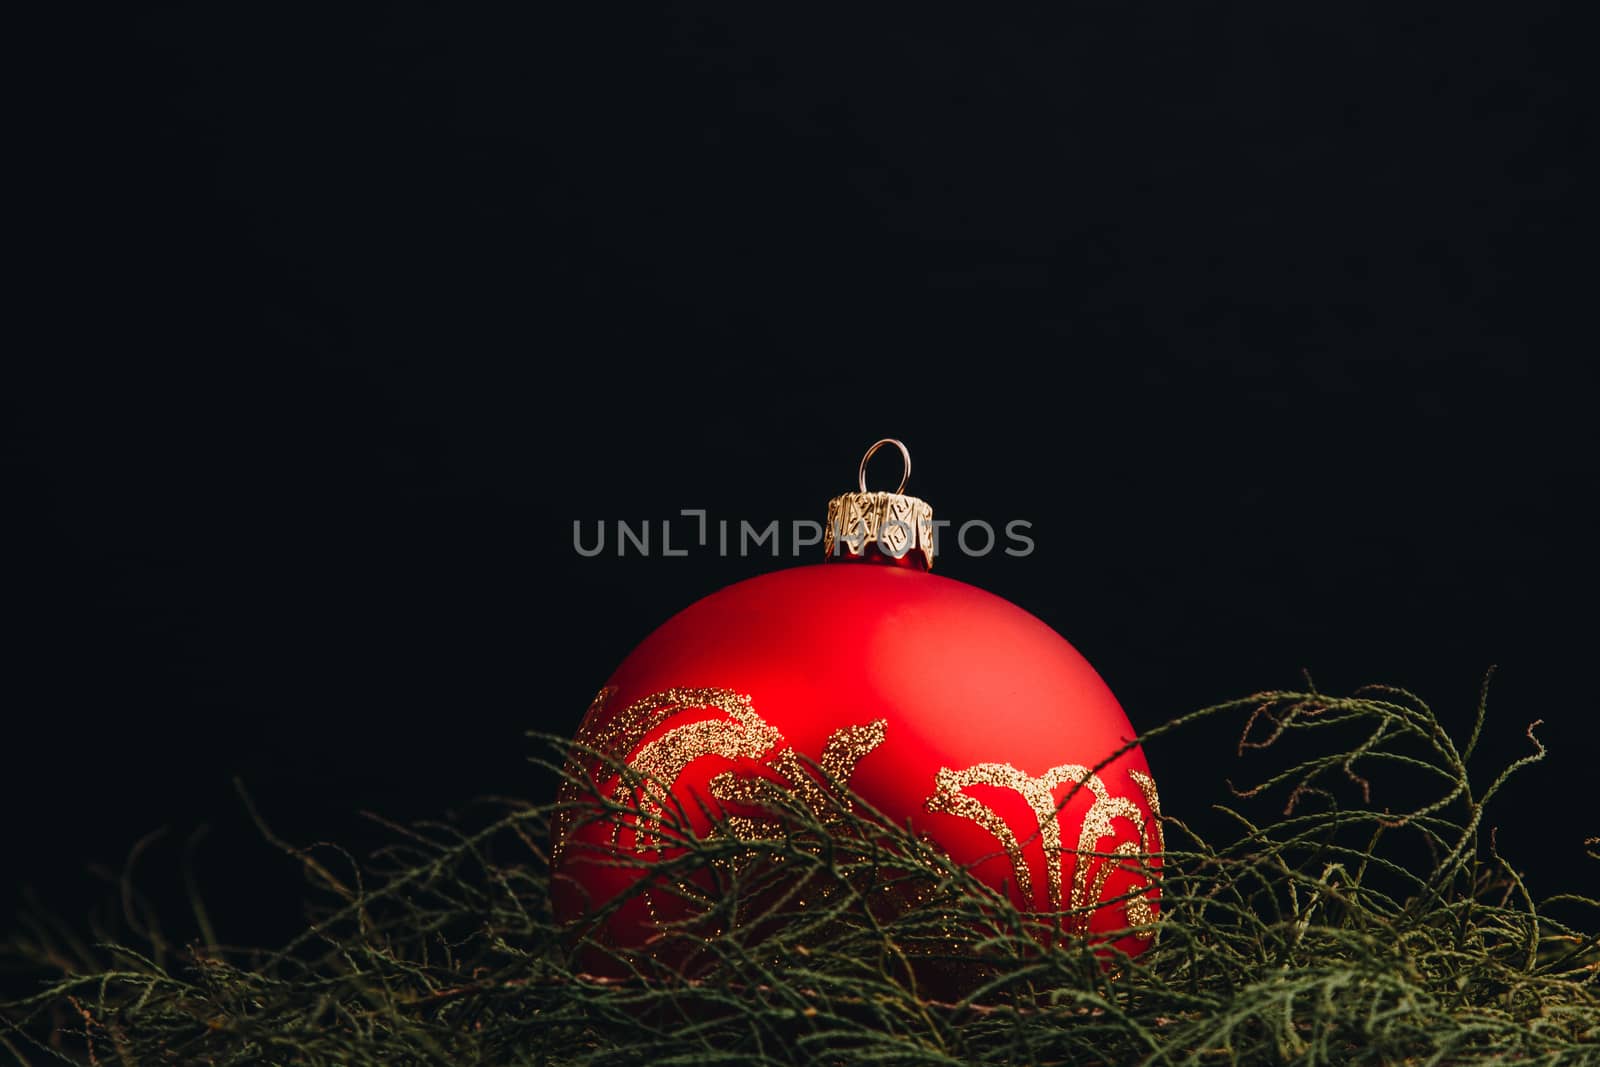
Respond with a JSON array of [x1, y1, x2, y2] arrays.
[[4, 682, 1596, 1065]]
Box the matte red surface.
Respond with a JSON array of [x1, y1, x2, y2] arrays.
[[553, 562, 1160, 961]]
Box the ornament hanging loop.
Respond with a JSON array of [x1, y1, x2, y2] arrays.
[[829, 438, 933, 569], [859, 438, 911, 495]]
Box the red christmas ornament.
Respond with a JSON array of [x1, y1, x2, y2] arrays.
[[552, 440, 1162, 966]]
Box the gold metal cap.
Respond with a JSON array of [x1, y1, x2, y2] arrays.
[[822, 439, 935, 570]]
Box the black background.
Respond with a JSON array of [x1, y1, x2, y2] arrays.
[[7, 6, 1592, 955]]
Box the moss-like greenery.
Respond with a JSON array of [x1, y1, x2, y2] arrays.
[[4, 681, 1597, 1064]]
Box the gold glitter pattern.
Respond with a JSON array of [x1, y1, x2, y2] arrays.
[[558, 685, 888, 861], [1125, 892, 1156, 931], [708, 718, 888, 837], [926, 763, 1062, 904], [819, 718, 888, 788], [925, 762, 1163, 934], [560, 682, 1164, 943], [591, 687, 742, 781], [1062, 767, 1145, 921], [703, 773, 785, 844], [618, 689, 783, 851], [1126, 768, 1164, 940], [1129, 769, 1162, 834], [553, 687, 782, 856]]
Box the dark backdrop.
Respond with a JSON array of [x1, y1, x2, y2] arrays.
[[7, 6, 1591, 955]]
